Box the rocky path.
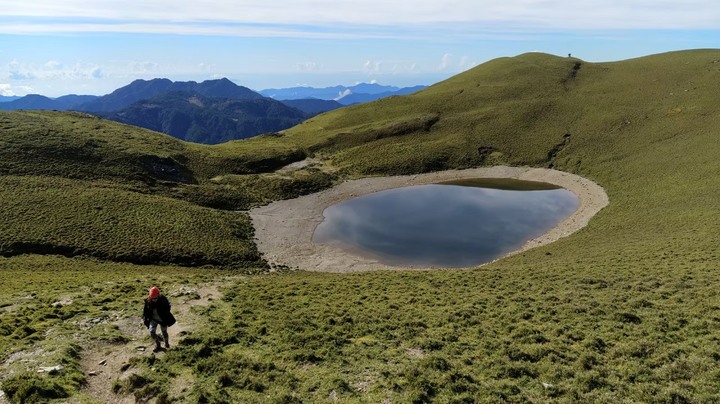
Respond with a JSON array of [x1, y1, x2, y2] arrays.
[[78, 284, 223, 403]]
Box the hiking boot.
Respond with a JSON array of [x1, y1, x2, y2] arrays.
[[165, 341, 170, 349], [153, 343, 161, 353]]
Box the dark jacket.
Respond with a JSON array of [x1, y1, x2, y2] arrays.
[[143, 295, 176, 327]]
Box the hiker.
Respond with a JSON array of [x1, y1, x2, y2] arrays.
[[142, 286, 176, 352]]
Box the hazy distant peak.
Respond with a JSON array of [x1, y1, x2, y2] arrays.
[[259, 82, 427, 104]]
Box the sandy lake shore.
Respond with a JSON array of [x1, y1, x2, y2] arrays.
[[249, 166, 609, 273]]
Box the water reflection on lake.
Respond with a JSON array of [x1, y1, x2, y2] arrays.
[[312, 180, 579, 268]]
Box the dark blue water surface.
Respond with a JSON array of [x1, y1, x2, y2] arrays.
[[313, 180, 579, 267]]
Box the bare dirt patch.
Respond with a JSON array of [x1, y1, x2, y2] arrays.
[[250, 166, 609, 273]]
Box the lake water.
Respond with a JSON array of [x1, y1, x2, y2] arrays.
[[312, 179, 580, 267]]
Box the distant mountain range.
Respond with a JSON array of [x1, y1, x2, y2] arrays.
[[102, 92, 307, 144], [0, 79, 426, 143], [259, 83, 427, 105], [76, 77, 263, 113], [279, 98, 344, 115], [0, 94, 98, 111]]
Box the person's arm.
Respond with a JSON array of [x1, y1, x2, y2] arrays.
[[142, 301, 150, 326]]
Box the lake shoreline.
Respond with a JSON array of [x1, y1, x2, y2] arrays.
[[249, 166, 609, 273]]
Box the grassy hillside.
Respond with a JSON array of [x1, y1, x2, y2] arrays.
[[0, 111, 331, 267], [2, 49, 720, 402]]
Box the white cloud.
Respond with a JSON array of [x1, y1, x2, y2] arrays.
[[5, 60, 107, 81], [296, 62, 323, 71], [8, 59, 34, 80], [0, 84, 15, 96], [2, 0, 719, 31], [44, 60, 63, 70], [459, 56, 477, 71], [90, 66, 104, 79], [198, 62, 216, 72], [0, 83, 34, 96], [436, 54, 477, 72], [69, 63, 104, 79], [363, 60, 381, 72], [438, 54, 452, 71], [334, 89, 352, 100], [131, 61, 159, 73]]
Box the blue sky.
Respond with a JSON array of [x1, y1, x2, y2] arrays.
[[1, 0, 719, 97]]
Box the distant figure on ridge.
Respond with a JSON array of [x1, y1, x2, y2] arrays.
[[142, 286, 176, 353]]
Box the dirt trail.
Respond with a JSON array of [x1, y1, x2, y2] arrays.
[[250, 166, 609, 272], [78, 284, 223, 403]]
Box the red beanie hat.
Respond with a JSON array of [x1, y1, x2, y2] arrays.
[[149, 286, 160, 299]]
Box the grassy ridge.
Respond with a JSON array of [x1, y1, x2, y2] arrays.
[[0, 110, 308, 183], [0, 111, 190, 183], [3, 49, 720, 401], [283, 50, 720, 177]]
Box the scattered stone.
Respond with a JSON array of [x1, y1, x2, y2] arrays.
[[405, 347, 426, 358], [38, 365, 64, 373], [542, 382, 555, 389], [98, 359, 107, 366], [120, 363, 132, 372], [136, 346, 146, 352], [88, 371, 98, 376], [51, 298, 73, 307]]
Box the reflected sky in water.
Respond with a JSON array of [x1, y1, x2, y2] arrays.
[[313, 183, 579, 267]]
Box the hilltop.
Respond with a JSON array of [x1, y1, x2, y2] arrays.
[[2, 49, 720, 402]]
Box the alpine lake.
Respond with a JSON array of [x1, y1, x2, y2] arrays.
[[313, 178, 580, 268]]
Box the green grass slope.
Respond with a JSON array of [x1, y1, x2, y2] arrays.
[[2, 49, 720, 402], [0, 111, 331, 267]]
